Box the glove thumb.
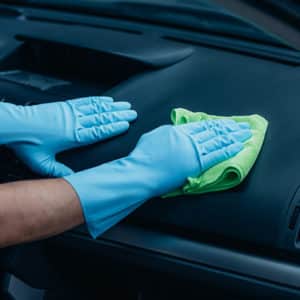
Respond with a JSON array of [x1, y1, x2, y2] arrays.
[[38, 156, 75, 177]]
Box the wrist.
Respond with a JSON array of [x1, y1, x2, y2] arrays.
[[59, 178, 85, 225], [0, 102, 32, 145]]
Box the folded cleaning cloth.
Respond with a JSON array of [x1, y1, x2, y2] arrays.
[[164, 108, 268, 197]]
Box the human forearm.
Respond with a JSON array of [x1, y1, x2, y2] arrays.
[[0, 179, 84, 248]]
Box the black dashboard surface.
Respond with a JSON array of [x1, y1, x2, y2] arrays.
[[0, 5, 300, 250], [1, 3, 300, 297]]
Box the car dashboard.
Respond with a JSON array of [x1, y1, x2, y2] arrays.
[[0, 3, 300, 299]]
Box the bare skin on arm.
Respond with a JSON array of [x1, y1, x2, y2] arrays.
[[0, 179, 83, 248]]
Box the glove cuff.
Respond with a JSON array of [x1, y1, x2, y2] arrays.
[[63, 156, 155, 239]]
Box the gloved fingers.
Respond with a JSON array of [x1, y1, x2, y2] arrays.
[[238, 122, 251, 130], [192, 128, 219, 144], [106, 101, 133, 112], [69, 96, 114, 107], [199, 129, 252, 154], [96, 101, 132, 113], [199, 135, 236, 155], [177, 121, 211, 134], [230, 129, 252, 143], [77, 101, 132, 116], [192, 125, 250, 144], [77, 121, 130, 143], [179, 119, 243, 135], [210, 119, 251, 133], [213, 120, 251, 133], [214, 119, 242, 132], [207, 120, 250, 137], [79, 110, 137, 127], [97, 96, 114, 102], [201, 142, 244, 171], [103, 109, 137, 124]]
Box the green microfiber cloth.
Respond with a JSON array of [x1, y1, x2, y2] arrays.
[[164, 108, 268, 197]]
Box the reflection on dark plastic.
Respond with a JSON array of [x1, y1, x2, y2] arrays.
[[0, 69, 71, 91], [289, 206, 300, 230]]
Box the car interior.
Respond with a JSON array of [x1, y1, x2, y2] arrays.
[[0, 0, 300, 299]]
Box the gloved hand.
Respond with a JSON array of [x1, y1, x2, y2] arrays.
[[64, 119, 252, 238], [0, 96, 137, 177]]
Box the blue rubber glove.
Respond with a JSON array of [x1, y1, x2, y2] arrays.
[[1, 96, 137, 177], [64, 119, 252, 238]]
